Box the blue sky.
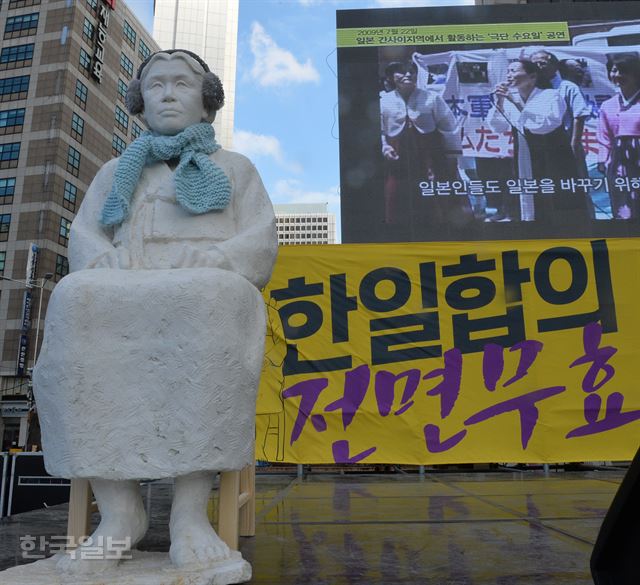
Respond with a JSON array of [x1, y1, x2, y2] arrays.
[[127, 0, 475, 241]]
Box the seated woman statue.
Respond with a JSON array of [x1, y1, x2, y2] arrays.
[[32, 49, 277, 576]]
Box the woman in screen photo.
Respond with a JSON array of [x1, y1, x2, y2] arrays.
[[380, 61, 471, 235], [488, 59, 587, 224], [598, 53, 640, 220]]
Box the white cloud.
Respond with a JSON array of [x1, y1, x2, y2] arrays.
[[233, 130, 302, 173], [250, 22, 320, 87], [274, 178, 340, 211]]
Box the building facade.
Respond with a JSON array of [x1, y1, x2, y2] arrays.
[[152, 0, 239, 149], [274, 203, 336, 245], [0, 0, 158, 449]]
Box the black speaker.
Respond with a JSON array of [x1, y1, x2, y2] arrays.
[[591, 446, 640, 585]]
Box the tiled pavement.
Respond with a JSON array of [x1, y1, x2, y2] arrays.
[[0, 468, 624, 584]]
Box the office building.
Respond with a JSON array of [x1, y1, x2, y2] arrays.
[[274, 203, 336, 245], [0, 0, 159, 449], [152, 0, 239, 149]]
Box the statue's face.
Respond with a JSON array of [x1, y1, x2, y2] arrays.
[[141, 57, 208, 136]]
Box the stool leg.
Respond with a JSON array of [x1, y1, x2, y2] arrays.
[[217, 471, 240, 550], [67, 479, 92, 548], [239, 464, 255, 537]]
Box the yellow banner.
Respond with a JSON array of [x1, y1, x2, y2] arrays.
[[256, 239, 640, 464], [336, 22, 570, 48]]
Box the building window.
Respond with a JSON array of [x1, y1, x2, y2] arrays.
[[0, 74, 29, 102], [131, 121, 142, 140], [59, 217, 71, 246], [114, 106, 129, 134], [123, 20, 136, 49], [71, 112, 84, 143], [117, 78, 127, 103], [0, 251, 5, 273], [79, 48, 91, 75], [0, 142, 20, 168], [0, 107, 25, 135], [63, 180, 77, 212], [4, 12, 38, 39], [0, 177, 15, 204], [8, 0, 41, 8], [120, 53, 134, 78], [85, 0, 97, 12], [75, 79, 88, 109], [67, 145, 81, 176], [112, 133, 126, 156], [138, 38, 150, 61], [55, 254, 69, 281], [0, 43, 34, 70], [0, 214, 10, 241], [82, 17, 94, 43]]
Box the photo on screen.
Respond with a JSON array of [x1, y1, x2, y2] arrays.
[[456, 61, 489, 84], [337, 2, 640, 243]]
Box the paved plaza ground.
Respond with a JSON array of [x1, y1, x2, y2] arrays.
[[0, 467, 624, 584]]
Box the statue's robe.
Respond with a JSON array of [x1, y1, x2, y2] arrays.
[[33, 150, 277, 479]]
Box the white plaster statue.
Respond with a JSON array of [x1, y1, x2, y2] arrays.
[[28, 50, 277, 582]]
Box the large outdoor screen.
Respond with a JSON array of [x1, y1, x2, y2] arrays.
[[337, 2, 640, 243]]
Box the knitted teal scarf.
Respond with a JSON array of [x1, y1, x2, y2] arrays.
[[100, 123, 231, 226]]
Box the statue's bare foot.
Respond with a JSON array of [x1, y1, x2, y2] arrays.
[[169, 515, 231, 567], [56, 479, 148, 574], [169, 471, 231, 568], [56, 511, 148, 573]]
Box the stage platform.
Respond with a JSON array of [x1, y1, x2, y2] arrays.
[[0, 467, 626, 584]]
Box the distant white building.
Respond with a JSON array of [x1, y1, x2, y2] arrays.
[[274, 204, 336, 245], [152, 0, 238, 149]]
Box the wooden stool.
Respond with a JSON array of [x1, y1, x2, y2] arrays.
[[217, 465, 256, 550], [66, 478, 95, 545], [66, 465, 256, 550]]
